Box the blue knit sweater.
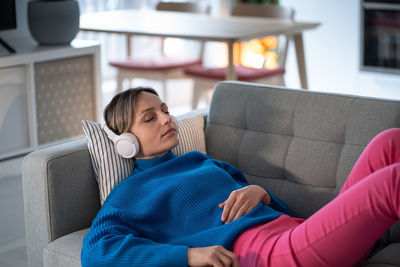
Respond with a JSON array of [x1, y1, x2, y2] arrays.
[[81, 151, 291, 267]]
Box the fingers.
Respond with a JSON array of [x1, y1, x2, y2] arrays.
[[211, 246, 239, 267], [221, 191, 249, 223], [232, 202, 253, 222], [221, 246, 239, 267], [216, 253, 234, 267], [221, 197, 233, 222], [221, 191, 240, 223], [188, 246, 239, 267], [220, 185, 270, 223], [227, 198, 247, 223], [262, 192, 272, 205], [219, 248, 239, 267]]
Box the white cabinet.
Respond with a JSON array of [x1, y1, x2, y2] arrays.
[[0, 39, 101, 160], [0, 66, 29, 155]]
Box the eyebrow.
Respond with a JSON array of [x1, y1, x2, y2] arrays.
[[139, 103, 167, 116]]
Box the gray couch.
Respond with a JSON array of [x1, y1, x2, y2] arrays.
[[23, 81, 400, 267]]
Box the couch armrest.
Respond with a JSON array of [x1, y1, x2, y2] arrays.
[[22, 139, 100, 267]]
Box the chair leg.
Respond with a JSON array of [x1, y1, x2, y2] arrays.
[[191, 78, 215, 109], [192, 79, 202, 109], [117, 70, 124, 93], [128, 78, 133, 89], [162, 79, 168, 104], [277, 75, 285, 86], [256, 74, 286, 87], [206, 89, 213, 106]]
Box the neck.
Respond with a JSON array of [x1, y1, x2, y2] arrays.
[[135, 150, 169, 160], [134, 150, 175, 172]]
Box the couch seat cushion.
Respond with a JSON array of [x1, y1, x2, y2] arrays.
[[363, 243, 400, 266], [44, 228, 89, 267]]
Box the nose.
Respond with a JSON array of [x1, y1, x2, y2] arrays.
[[160, 111, 172, 125]]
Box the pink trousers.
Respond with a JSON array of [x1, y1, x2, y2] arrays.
[[232, 128, 400, 267]]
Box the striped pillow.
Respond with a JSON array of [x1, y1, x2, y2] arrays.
[[82, 115, 206, 204], [173, 115, 207, 155]]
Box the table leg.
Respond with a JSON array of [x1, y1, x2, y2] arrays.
[[293, 33, 308, 89], [127, 34, 132, 58], [226, 41, 237, 80]]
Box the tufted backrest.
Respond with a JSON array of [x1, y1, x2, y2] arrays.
[[206, 81, 400, 218]]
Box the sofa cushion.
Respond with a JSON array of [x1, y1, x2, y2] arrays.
[[363, 243, 400, 266], [206, 81, 400, 218], [44, 228, 89, 267], [110, 57, 201, 71], [82, 115, 206, 204]]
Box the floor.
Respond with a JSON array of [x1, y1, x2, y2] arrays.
[[0, 246, 28, 267], [0, 157, 27, 267]]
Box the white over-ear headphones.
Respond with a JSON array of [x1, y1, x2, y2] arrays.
[[103, 115, 179, 159], [103, 124, 140, 158]]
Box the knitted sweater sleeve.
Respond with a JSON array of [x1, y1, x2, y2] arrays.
[[81, 208, 188, 267]]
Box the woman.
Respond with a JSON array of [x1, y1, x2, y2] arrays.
[[82, 87, 400, 267]]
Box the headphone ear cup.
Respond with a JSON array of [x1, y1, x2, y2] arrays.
[[115, 133, 140, 158]]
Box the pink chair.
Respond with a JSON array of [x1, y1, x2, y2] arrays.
[[184, 3, 295, 109], [109, 2, 209, 103]]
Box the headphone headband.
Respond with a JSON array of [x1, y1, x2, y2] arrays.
[[102, 123, 118, 142]]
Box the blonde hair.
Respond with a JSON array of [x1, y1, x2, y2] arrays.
[[103, 87, 158, 135]]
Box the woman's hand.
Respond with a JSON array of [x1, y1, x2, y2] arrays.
[[219, 185, 271, 224], [187, 246, 239, 267]]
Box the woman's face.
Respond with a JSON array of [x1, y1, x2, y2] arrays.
[[130, 91, 179, 159]]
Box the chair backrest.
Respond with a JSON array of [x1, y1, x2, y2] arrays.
[[156, 1, 210, 60], [156, 1, 210, 14], [232, 3, 294, 19], [231, 3, 295, 68]]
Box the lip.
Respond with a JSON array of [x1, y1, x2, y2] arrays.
[[161, 128, 176, 137]]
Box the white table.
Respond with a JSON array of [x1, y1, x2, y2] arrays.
[[80, 9, 319, 89]]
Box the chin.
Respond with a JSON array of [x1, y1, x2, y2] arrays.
[[169, 138, 179, 150], [160, 134, 179, 152]]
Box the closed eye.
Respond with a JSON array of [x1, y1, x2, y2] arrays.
[[144, 117, 154, 122], [161, 103, 169, 115]]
